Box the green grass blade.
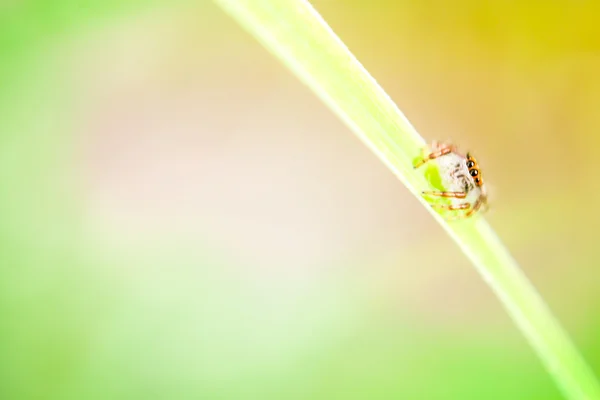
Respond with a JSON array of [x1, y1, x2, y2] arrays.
[[211, 0, 600, 398]]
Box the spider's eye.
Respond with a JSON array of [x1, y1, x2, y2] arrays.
[[475, 177, 481, 184], [469, 169, 479, 177], [466, 160, 475, 168]]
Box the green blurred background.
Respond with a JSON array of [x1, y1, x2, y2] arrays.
[[2, 1, 600, 399]]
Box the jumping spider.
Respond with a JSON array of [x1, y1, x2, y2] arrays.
[[413, 141, 488, 220]]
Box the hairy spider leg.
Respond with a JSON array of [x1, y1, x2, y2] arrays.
[[464, 198, 484, 217], [444, 198, 483, 221], [413, 144, 457, 169], [430, 203, 471, 211], [422, 191, 467, 199]]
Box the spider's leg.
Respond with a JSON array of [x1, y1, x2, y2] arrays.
[[422, 190, 467, 199], [430, 202, 470, 211], [464, 198, 483, 217], [446, 198, 483, 221], [413, 144, 457, 169]]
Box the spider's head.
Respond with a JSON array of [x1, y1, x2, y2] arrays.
[[465, 152, 483, 187]]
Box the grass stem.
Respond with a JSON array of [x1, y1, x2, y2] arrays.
[[212, 1, 600, 398]]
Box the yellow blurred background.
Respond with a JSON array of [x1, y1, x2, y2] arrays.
[[1, 1, 600, 399]]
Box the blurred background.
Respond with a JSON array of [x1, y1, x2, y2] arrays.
[[2, 1, 600, 399]]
